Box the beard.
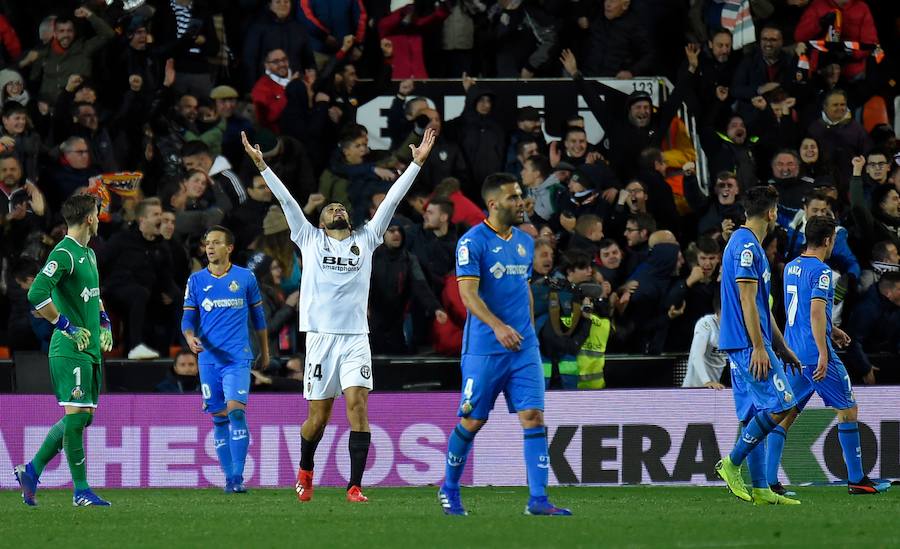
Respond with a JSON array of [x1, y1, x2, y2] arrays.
[[326, 218, 350, 230]]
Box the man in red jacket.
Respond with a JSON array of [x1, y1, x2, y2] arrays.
[[795, 0, 879, 80], [251, 48, 294, 132]]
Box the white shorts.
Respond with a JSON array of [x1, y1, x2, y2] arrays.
[[304, 332, 373, 400]]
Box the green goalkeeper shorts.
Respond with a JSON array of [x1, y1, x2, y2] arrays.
[[49, 356, 101, 408]]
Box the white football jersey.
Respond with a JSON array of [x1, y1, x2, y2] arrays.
[[260, 164, 421, 334]]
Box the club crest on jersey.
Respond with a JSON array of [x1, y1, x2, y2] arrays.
[[350, 244, 360, 256], [42, 261, 58, 277], [229, 280, 240, 292], [517, 244, 526, 257], [438, 150, 448, 161], [71, 386, 84, 400], [740, 249, 753, 267], [818, 273, 831, 290]]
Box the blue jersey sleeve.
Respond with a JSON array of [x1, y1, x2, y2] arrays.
[[184, 274, 198, 309], [734, 243, 761, 281], [810, 267, 831, 302], [456, 234, 483, 280], [247, 272, 266, 330]]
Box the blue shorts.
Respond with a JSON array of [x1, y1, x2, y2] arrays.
[[199, 361, 252, 414], [726, 346, 795, 416], [786, 355, 856, 412], [458, 346, 544, 420]]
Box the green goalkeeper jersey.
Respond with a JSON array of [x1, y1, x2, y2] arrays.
[[28, 235, 102, 362]]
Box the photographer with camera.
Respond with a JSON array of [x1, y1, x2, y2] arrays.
[[538, 250, 613, 390]]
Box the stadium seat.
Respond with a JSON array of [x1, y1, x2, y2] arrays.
[[862, 95, 889, 133]]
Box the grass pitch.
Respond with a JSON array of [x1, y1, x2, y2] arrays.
[[3, 486, 899, 548]]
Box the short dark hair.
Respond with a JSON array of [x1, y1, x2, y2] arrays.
[[710, 27, 732, 40], [433, 177, 461, 197], [804, 215, 837, 247], [428, 197, 454, 219], [598, 238, 619, 252], [61, 194, 99, 226], [871, 240, 896, 263], [516, 137, 539, 157], [204, 225, 234, 246], [866, 147, 889, 162], [627, 212, 657, 234], [559, 249, 592, 274], [741, 185, 779, 219], [181, 140, 211, 159], [338, 125, 367, 150], [173, 349, 197, 364], [640, 147, 664, 171], [2, 101, 27, 118], [481, 172, 519, 203], [696, 235, 721, 255], [54, 15, 75, 28], [872, 185, 897, 213], [772, 149, 800, 165], [12, 258, 41, 282], [759, 22, 783, 37], [804, 189, 834, 208], [563, 126, 586, 141], [525, 154, 552, 178], [878, 271, 900, 291]]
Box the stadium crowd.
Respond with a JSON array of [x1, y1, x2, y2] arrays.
[[0, 0, 898, 391]]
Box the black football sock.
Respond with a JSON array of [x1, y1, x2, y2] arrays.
[[347, 431, 371, 490]]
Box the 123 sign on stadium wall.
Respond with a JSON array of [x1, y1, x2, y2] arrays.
[[0, 390, 898, 489], [356, 78, 667, 152]]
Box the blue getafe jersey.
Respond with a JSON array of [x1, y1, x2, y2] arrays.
[[456, 221, 537, 355], [719, 227, 772, 351], [184, 266, 263, 365], [783, 255, 833, 365]]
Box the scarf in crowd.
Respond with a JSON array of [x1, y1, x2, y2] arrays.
[[265, 69, 292, 88], [718, 0, 754, 50], [171, 0, 193, 38]]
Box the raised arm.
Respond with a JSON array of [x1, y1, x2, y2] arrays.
[[242, 131, 311, 238], [368, 128, 436, 236]]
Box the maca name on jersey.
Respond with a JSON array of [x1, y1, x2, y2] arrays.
[[200, 297, 245, 311], [322, 256, 361, 272], [787, 265, 802, 276]]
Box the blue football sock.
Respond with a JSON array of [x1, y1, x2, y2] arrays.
[[745, 423, 768, 489], [213, 416, 233, 482], [730, 411, 777, 466], [523, 427, 549, 498], [838, 422, 863, 483], [766, 425, 787, 486], [228, 409, 250, 483], [443, 424, 475, 490]]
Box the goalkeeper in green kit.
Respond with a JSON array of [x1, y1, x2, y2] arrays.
[[14, 194, 113, 507]]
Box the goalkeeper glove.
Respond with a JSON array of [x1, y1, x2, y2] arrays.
[[100, 311, 113, 352], [54, 314, 91, 352]]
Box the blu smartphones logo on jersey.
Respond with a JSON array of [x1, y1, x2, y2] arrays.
[[80, 287, 100, 302], [322, 256, 361, 272], [200, 298, 245, 312], [489, 262, 529, 279]]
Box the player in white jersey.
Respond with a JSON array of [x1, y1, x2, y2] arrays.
[[242, 129, 436, 503]]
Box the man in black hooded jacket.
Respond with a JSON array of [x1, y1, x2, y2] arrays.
[[617, 230, 686, 354], [369, 219, 446, 354], [444, 81, 506, 203]]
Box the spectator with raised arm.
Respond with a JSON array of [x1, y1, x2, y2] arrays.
[[26, 8, 114, 104]]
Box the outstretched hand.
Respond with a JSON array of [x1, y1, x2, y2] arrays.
[[410, 127, 436, 166], [241, 131, 266, 170], [560, 49, 578, 77]]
